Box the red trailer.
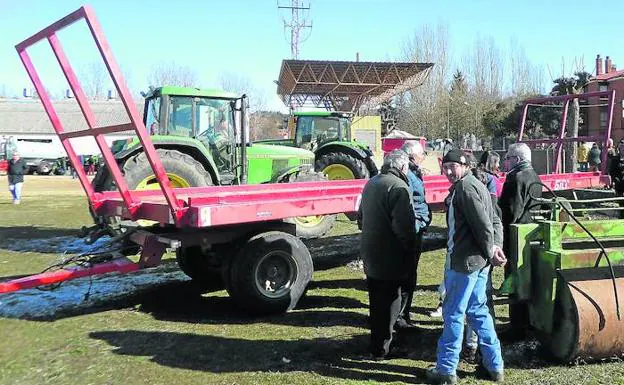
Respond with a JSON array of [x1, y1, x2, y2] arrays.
[[0, 6, 611, 314]]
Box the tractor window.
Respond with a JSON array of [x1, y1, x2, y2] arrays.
[[296, 116, 349, 150], [145, 97, 161, 135], [196, 97, 235, 173], [168, 96, 193, 137]]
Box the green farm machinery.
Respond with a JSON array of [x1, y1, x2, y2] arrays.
[[92, 86, 336, 239], [260, 111, 378, 180], [503, 187, 624, 362]]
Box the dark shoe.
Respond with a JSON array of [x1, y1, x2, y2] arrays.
[[425, 366, 457, 384], [395, 318, 418, 329], [475, 364, 504, 382], [461, 346, 478, 364]]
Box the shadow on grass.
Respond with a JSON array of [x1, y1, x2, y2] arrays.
[[89, 329, 454, 383], [136, 282, 370, 328], [0, 225, 79, 240], [309, 233, 447, 272]]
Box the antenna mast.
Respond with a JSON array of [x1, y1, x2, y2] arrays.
[[278, 0, 312, 59]]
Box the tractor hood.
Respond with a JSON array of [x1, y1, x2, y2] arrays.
[[319, 140, 373, 156], [247, 144, 315, 160]]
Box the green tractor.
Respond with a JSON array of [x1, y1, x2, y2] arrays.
[[92, 86, 336, 239], [259, 111, 378, 181]]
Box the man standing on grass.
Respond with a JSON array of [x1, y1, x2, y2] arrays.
[[7, 152, 28, 205], [396, 140, 431, 329], [357, 150, 416, 360], [426, 149, 506, 384], [499, 142, 541, 337]]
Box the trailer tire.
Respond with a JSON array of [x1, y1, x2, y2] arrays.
[[316, 152, 370, 180], [176, 246, 225, 291], [226, 231, 313, 315], [286, 172, 336, 239], [37, 161, 52, 175]]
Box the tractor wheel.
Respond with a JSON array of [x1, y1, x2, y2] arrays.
[[176, 245, 225, 291], [225, 231, 313, 315], [91, 149, 213, 232], [315, 152, 370, 180], [286, 172, 337, 239]]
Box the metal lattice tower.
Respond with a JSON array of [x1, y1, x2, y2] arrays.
[[278, 0, 312, 59]]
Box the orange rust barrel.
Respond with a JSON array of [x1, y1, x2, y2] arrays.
[[546, 266, 624, 362]]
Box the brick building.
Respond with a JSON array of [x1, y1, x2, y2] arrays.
[[584, 54, 624, 142]]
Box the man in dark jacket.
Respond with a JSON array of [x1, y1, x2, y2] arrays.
[[609, 139, 624, 218], [499, 143, 541, 334], [427, 149, 506, 385], [396, 141, 431, 328], [7, 152, 28, 205], [357, 149, 416, 360]]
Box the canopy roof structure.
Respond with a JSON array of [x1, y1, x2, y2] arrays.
[[276, 59, 434, 112]]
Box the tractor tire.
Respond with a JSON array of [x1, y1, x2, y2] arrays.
[[176, 245, 225, 291], [315, 152, 370, 180], [286, 171, 337, 239], [36, 161, 52, 175], [123, 149, 213, 190], [91, 149, 213, 232], [224, 231, 313, 315]]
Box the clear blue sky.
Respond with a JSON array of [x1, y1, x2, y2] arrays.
[[1, 0, 623, 111]]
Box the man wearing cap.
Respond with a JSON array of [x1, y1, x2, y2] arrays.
[[609, 139, 624, 218], [426, 149, 506, 384], [357, 149, 417, 360]]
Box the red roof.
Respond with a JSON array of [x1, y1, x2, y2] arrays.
[[593, 69, 624, 81]]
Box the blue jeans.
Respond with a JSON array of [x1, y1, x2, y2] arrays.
[[9, 182, 23, 201], [436, 266, 503, 375]]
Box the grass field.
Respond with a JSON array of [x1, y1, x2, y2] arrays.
[[1, 176, 623, 385]]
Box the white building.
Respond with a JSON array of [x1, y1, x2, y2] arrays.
[[0, 97, 143, 157]]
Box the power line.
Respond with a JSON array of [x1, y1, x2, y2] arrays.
[[278, 0, 312, 59]]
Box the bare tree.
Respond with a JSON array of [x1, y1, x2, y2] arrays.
[[508, 38, 544, 97], [217, 71, 270, 140], [400, 22, 452, 139], [80, 60, 108, 100], [147, 62, 198, 88]]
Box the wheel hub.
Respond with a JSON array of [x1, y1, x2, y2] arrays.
[[255, 250, 297, 298]]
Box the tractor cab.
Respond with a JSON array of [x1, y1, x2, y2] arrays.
[[290, 111, 351, 152], [142, 86, 245, 183]]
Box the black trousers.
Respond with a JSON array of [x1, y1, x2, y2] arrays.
[[367, 277, 402, 356], [398, 231, 424, 323]]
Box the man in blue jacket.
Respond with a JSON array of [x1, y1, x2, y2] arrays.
[[427, 149, 506, 384], [396, 141, 431, 329]]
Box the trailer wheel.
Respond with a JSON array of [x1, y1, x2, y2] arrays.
[[176, 246, 225, 291], [315, 152, 370, 180], [37, 161, 52, 175], [226, 231, 313, 315], [286, 172, 336, 239]]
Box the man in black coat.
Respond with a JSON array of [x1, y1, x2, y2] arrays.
[[499, 142, 541, 335], [7, 152, 28, 205], [357, 150, 416, 359]]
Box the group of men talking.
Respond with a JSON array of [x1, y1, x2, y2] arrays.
[[357, 141, 541, 384]]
